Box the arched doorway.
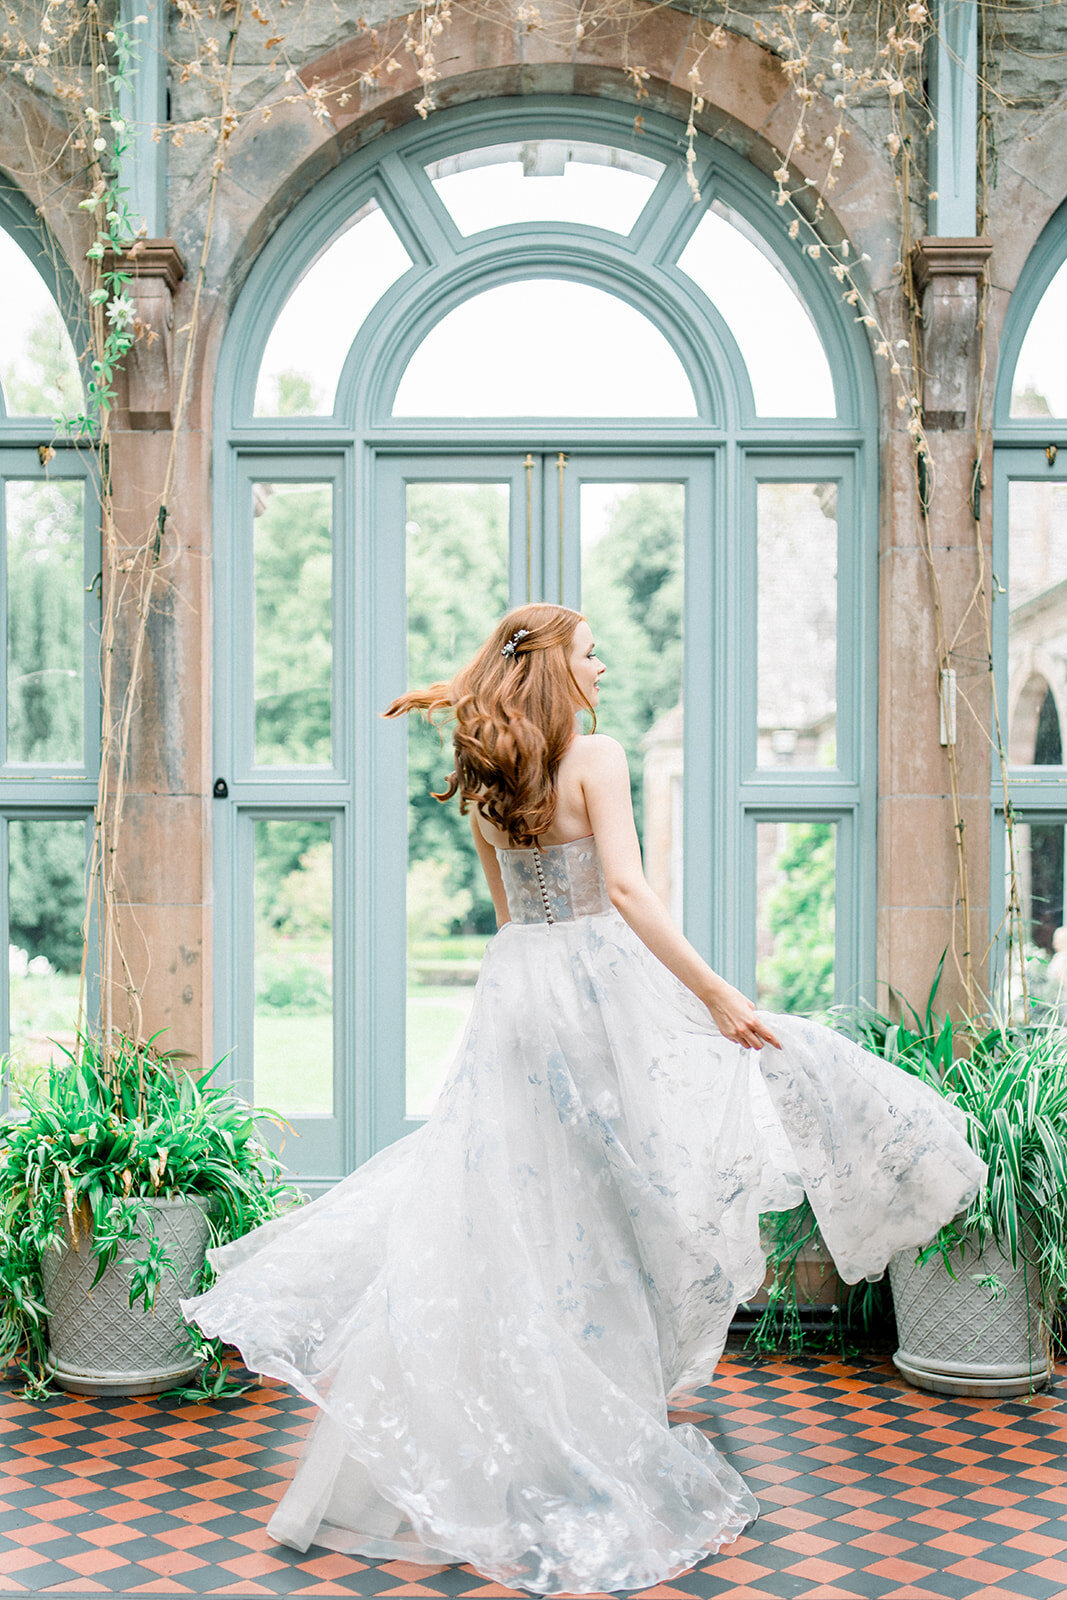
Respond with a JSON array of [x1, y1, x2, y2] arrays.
[[213, 100, 878, 1185]]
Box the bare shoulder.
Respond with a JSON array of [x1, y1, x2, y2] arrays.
[[566, 733, 629, 775]]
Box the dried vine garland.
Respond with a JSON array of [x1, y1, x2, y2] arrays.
[[0, 0, 1040, 1035]]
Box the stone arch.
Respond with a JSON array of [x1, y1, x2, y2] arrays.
[[0, 80, 93, 295], [1009, 668, 1066, 766], [187, 10, 900, 414], [985, 93, 1067, 409]]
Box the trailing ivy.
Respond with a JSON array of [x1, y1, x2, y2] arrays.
[[747, 1201, 895, 1358]]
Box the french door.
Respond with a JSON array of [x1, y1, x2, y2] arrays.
[[217, 445, 869, 1189], [369, 452, 717, 1151]]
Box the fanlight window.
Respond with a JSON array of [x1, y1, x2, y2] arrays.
[[677, 201, 835, 417], [0, 230, 82, 417], [1011, 256, 1067, 417], [424, 141, 663, 237], [254, 199, 412, 417], [391, 278, 698, 417]]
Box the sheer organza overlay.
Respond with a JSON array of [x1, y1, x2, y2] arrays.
[[184, 837, 985, 1595]]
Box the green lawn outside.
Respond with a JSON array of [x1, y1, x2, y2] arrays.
[[253, 983, 477, 1122], [2, 943, 483, 1125], [5, 970, 81, 1102], [254, 1012, 334, 1116]]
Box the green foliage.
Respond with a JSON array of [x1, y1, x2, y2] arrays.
[[254, 819, 331, 933], [0, 1033, 301, 1396], [837, 983, 1067, 1309], [4, 309, 83, 418], [252, 484, 332, 765], [747, 1200, 894, 1358], [9, 819, 85, 974], [758, 822, 835, 1014], [404, 483, 510, 935], [269, 840, 332, 940], [4, 478, 87, 971], [407, 856, 473, 945], [274, 369, 320, 417], [582, 485, 684, 835], [255, 952, 330, 1014]]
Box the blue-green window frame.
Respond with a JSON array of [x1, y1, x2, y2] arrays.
[[214, 96, 879, 1183], [0, 188, 99, 1109]]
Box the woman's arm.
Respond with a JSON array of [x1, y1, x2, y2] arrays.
[[578, 736, 780, 1051], [469, 809, 512, 929]]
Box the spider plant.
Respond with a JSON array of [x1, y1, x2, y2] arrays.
[[843, 995, 1067, 1295], [751, 963, 1067, 1354], [0, 1033, 301, 1397]]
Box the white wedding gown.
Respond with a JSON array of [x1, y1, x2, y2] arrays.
[[184, 836, 985, 1595]]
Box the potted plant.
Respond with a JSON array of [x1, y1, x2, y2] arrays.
[[841, 984, 1067, 1397], [0, 1033, 300, 1397]]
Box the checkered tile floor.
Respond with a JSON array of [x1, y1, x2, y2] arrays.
[[1, 1351, 1065, 1598]]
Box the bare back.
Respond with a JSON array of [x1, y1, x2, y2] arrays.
[[474, 735, 595, 849]]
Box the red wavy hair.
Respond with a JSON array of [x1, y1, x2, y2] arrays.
[[384, 604, 593, 845]]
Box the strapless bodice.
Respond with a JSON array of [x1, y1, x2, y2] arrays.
[[495, 835, 613, 925]]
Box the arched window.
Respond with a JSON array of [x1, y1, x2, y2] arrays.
[[214, 101, 877, 1185], [995, 199, 1067, 986], [0, 190, 95, 1103]]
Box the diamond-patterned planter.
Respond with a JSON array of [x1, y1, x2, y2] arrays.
[[41, 1196, 211, 1396], [890, 1233, 1051, 1398]]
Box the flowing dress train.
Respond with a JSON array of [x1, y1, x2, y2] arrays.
[[183, 836, 985, 1595]]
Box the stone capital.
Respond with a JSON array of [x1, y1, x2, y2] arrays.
[[910, 236, 993, 296], [105, 238, 187, 430], [123, 238, 186, 293]]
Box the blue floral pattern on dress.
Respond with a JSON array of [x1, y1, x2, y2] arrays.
[[184, 836, 986, 1595]]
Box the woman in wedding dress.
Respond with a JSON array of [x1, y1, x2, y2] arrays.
[[183, 603, 985, 1596]]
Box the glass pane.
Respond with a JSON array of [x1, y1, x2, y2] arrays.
[[6, 818, 85, 1105], [253, 482, 332, 766], [425, 141, 663, 236], [392, 280, 698, 417], [581, 483, 685, 919], [254, 200, 411, 416], [253, 818, 333, 1116], [6, 479, 84, 764], [677, 203, 835, 417], [1011, 823, 1067, 1019], [0, 230, 82, 416], [406, 483, 509, 1117], [756, 820, 836, 1012], [1007, 482, 1067, 766], [757, 482, 837, 768], [1012, 259, 1067, 417]]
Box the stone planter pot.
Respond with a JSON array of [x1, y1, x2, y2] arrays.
[[889, 1234, 1051, 1398], [41, 1196, 212, 1396]]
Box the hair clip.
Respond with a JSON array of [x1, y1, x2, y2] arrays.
[[501, 628, 529, 658]]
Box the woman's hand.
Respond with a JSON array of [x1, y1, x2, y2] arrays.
[[703, 981, 782, 1050]]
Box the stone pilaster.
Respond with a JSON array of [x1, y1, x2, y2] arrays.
[[104, 238, 212, 1066], [878, 237, 994, 1015]]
